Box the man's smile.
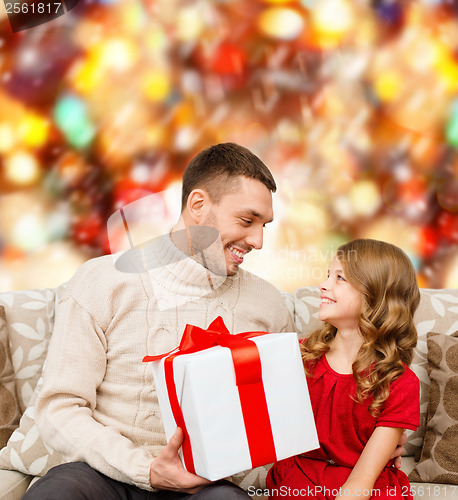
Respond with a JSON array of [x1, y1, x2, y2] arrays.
[[228, 245, 248, 264]]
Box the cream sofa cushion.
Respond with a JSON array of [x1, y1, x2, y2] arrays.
[[0, 306, 20, 449], [0, 289, 64, 476]]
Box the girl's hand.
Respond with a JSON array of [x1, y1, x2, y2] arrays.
[[391, 430, 407, 469]]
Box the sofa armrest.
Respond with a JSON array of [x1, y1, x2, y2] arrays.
[[0, 469, 32, 500]]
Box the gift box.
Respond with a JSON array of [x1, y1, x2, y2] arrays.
[[143, 317, 319, 481]]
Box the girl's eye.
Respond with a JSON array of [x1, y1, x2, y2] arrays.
[[337, 275, 346, 281]]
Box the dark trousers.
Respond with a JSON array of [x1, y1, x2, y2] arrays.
[[22, 462, 250, 500]]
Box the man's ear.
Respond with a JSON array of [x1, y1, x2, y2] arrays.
[[186, 188, 210, 224]]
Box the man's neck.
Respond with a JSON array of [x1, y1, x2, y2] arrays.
[[170, 218, 194, 257]]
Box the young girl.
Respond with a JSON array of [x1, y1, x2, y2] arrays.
[[267, 239, 420, 500]]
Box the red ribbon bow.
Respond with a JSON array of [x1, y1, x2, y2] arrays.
[[143, 317, 277, 474]]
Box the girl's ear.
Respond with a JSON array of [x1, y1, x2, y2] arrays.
[[186, 188, 210, 224]]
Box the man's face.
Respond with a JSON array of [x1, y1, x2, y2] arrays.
[[202, 176, 274, 276]]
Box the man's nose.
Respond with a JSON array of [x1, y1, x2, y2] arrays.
[[247, 226, 264, 250]]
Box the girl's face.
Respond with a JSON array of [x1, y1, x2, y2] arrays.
[[318, 256, 363, 331]]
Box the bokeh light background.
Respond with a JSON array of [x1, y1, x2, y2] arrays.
[[0, 0, 458, 292]]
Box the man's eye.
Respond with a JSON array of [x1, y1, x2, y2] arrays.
[[241, 218, 252, 225]]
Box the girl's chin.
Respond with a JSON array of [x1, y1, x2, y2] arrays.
[[318, 315, 337, 328], [318, 312, 327, 322]]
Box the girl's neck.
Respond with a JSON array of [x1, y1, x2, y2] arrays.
[[326, 329, 363, 375]]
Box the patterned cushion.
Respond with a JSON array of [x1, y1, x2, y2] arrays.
[[0, 306, 21, 448], [0, 377, 65, 476], [0, 289, 63, 477], [409, 332, 458, 484], [291, 287, 322, 341], [0, 289, 56, 413], [292, 287, 458, 458], [408, 290, 458, 458]]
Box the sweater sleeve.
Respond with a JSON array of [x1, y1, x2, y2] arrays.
[[35, 294, 155, 491], [277, 295, 296, 335]]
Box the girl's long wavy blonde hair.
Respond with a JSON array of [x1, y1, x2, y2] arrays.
[[301, 239, 420, 417]]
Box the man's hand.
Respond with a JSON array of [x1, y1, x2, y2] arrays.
[[149, 428, 212, 493], [390, 430, 407, 469]]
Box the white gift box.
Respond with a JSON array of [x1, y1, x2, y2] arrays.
[[149, 329, 319, 481]]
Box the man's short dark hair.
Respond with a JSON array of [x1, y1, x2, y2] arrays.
[[181, 143, 277, 211]]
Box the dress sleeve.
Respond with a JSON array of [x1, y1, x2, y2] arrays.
[[375, 365, 420, 431]]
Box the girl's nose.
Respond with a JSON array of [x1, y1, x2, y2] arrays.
[[319, 274, 333, 292]]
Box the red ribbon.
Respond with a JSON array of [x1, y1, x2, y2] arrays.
[[143, 316, 277, 474]]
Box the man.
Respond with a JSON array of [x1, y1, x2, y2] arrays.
[[24, 143, 405, 499], [24, 143, 296, 499]]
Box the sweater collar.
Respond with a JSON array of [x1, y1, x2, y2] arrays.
[[115, 229, 236, 309]]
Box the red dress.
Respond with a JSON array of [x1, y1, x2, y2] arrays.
[[267, 355, 420, 500]]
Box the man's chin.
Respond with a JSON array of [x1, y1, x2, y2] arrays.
[[226, 262, 240, 276]]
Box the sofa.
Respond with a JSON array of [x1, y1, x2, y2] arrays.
[[0, 284, 457, 500]]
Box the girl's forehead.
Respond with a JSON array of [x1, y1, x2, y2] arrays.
[[329, 255, 344, 270]]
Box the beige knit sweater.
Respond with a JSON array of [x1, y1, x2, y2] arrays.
[[35, 235, 295, 491]]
